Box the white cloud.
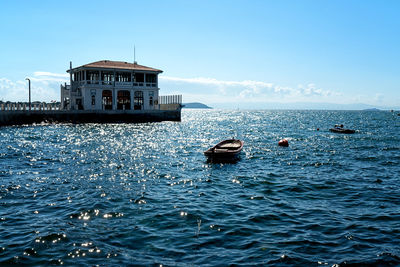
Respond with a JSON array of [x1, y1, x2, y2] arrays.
[[160, 76, 273, 89], [0, 72, 354, 106], [297, 83, 336, 97], [160, 75, 339, 103], [0, 78, 26, 101], [29, 71, 69, 84], [33, 71, 69, 79], [0, 71, 66, 102]]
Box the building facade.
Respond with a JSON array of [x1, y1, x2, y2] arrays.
[[61, 60, 163, 111]]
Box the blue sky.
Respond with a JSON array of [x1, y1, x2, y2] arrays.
[[1, 0, 399, 108]]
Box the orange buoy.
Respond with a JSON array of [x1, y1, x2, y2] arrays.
[[278, 139, 289, 147]]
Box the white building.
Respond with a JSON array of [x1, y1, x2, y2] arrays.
[[61, 60, 163, 111]]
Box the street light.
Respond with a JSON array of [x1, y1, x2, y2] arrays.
[[25, 78, 31, 111]]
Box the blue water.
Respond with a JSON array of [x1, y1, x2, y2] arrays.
[[1, 110, 400, 266]]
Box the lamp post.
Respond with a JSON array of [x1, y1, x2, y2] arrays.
[[25, 78, 31, 111]]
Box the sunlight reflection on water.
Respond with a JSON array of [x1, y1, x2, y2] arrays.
[[0, 110, 400, 265]]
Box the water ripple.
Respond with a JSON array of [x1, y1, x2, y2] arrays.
[[1, 110, 400, 265]]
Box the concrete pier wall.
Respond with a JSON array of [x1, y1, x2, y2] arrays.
[[0, 110, 181, 127]]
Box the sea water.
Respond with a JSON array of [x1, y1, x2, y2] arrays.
[[1, 110, 399, 265]]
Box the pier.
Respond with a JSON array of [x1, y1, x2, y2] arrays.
[[1, 60, 183, 127], [0, 95, 182, 127]]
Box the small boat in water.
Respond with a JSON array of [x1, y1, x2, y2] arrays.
[[329, 125, 355, 134], [204, 139, 244, 161]]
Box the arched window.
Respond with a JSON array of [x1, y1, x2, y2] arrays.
[[102, 90, 113, 110], [149, 91, 154, 106], [117, 90, 131, 110], [134, 91, 143, 110]]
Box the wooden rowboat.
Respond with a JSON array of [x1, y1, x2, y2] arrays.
[[204, 139, 244, 161]]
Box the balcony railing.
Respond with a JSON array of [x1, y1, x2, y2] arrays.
[[73, 80, 157, 88]]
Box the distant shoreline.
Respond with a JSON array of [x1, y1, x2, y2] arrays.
[[182, 102, 212, 109]]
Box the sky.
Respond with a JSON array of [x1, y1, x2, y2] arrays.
[[0, 0, 399, 109]]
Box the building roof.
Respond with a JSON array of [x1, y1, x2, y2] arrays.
[[69, 60, 163, 73]]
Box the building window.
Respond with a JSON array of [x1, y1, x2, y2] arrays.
[[149, 91, 154, 106], [102, 71, 114, 85], [146, 74, 156, 87], [134, 73, 144, 86], [102, 90, 113, 110], [91, 95, 95, 106], [76, 99, 83, 110], [134, 91, 143, 110], [87, 71, 99, 84], [116, 72, 131, 82], [117, 90, 131, 110], [135, 73, 144, 82]]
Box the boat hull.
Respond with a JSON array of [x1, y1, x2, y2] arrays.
[[204, 139, 244, 162], [329, 128, 355, 134]]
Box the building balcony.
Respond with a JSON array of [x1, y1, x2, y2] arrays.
[[73, 80, 157, 88]]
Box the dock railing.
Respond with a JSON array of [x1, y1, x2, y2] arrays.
[[1, 96, 183, 112], [0, 102, 61, 111], [158, 95, 182, 111]]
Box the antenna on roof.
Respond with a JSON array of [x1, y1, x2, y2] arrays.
[[134, 45, 137, 64]]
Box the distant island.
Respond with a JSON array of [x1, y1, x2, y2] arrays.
[[182, 102, 212, 109], [363, 108, 380, 111]]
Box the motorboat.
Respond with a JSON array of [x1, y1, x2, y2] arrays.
[[329, 125, 355, 134]]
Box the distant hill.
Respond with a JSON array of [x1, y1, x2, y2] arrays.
[[363, 108, 380, 111], [183, 102, 212, 109], [210, 101, 399, 110]]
